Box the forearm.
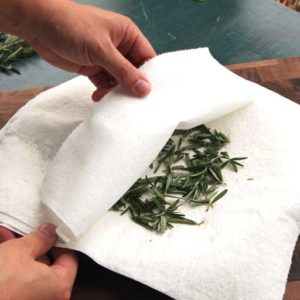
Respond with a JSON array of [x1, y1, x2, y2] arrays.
[[0, 0, 69, 41]]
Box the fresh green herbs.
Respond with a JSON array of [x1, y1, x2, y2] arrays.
[[111, 124, 247, 233], [0, 33, 36, 74]]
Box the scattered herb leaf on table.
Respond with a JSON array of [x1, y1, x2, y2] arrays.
[[0, 33, 36, 74]]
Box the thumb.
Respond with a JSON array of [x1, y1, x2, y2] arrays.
[[21, 223, 57, 259], [100, 44, 152, 97]]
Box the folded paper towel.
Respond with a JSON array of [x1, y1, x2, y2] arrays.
[[40, 48, 261, 241], [0, 48, 300, 300]]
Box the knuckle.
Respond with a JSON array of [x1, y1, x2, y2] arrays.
[[86, 38, 106, 65], [33, 231, 51, 248], [123, 15, 133, 25], [119, 61, 134, 81], [125, 18, 139, 36], [58, 284, 72, 300]]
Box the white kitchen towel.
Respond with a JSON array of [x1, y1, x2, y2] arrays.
[[40, 48, 261, 241], [0, 48, 300, 300]]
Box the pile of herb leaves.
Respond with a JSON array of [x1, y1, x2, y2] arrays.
[[112, 124, 247, 233], [0, 33, 36, 74]]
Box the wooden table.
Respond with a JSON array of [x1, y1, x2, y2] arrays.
[[0, 57, 300, 299]]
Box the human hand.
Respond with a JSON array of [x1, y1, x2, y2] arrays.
[[0, 224, 78, 300], [21, 0, 156, 101]]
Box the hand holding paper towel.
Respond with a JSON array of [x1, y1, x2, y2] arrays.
[[1, 47, 300, 300], [41, 48, 261, 241]]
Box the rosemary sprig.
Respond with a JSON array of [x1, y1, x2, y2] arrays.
[[111, 124, 247, 233], [0, 32, 36, 74]]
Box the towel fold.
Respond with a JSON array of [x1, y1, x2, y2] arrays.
[[0, 48, 299, 300], [41, 48, 260, 241]]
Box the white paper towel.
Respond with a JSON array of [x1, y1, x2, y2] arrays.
[[0, 48, 300, 300], [40, 48, 261, 241]]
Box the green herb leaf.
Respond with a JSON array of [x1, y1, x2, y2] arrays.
[[0, 33, 37, 74], [211, 189, 228, 205], [111, 124, 247, 233]]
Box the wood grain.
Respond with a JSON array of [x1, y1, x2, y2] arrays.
[[0, 86, 54, 129], [227, 56, 300, 105], [0, 57, 299, 299]]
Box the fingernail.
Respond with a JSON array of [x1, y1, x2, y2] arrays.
[[39, 223, 57, 237], [134, 79, 151, 96]]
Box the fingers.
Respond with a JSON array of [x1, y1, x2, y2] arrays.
[[88, 71, 117, 89], [0, 226, 51, 265], [51, 247, 78, 286], [0, 226, 53, 266], [125, 28, 156, 66], [92, 87, 114, 102], [77, 65, 104, 77], [117, 21, 156, 65], [36, 254, 52, 266], [97, 42, 152, 97], [81, 20, 156, 100], [0, 226, 17, 243], [20, 223, 57, 259]]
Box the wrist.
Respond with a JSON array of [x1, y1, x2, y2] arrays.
[[5, 0, 70, 41]]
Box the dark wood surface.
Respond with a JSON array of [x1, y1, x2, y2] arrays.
[[0, 57, 300, 299]]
